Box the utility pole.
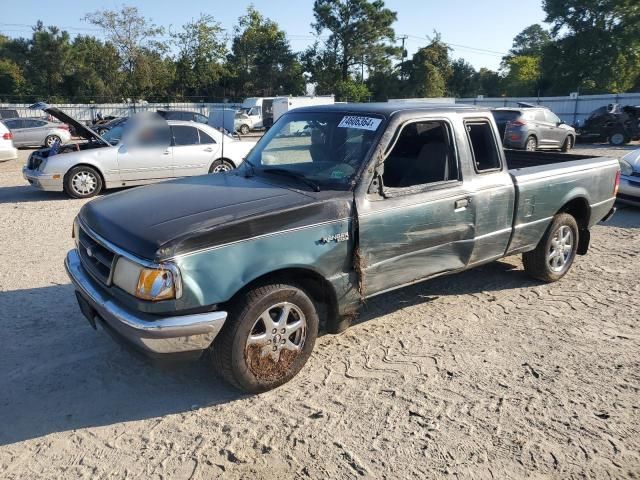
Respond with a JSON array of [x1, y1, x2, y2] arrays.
[[399, 35, 408, 81]]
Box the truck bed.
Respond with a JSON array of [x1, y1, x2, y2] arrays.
[[503, 149, 619, 256]]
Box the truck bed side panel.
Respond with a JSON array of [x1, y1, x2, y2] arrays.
[[507, 157, 619, 255]]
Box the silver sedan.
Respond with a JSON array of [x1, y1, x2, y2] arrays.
[[618, 149, 640, 206], [0, 118, 72, 147]]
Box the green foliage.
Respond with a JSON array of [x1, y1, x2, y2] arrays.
[[334, 79, 371, 101], [404, 35, 451, 98], [501, 55, 541, 96], [0, 59, 25, 99], [448, 59, 478, 98], [227, 7, 305, 98], [507, 24, 551, 58]]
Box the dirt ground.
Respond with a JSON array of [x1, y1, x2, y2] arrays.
[[0, 145, 639, 479]]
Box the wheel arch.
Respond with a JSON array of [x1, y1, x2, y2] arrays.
[[557, 196, 591, 254], [64, 162, 106, 187], [222, 267, 340, 333], [209, 157, 236, 173]]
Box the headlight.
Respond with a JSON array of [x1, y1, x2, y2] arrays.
[[619, 159, 633, 176], [112, 257, 180, 301]]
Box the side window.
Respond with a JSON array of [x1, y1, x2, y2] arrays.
[[534, 110, 546, 122], [382, 121, 459, 189], [545, 110, 560, 124], [466, 121, 501, 172], [32, 120, 47, 127], [195, 113, 208, 124], [171, 126, 200, 146], [3, 119, 18, 129], [198, 129, 216, 144]]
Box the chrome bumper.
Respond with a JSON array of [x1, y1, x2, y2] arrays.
[[65, 249, 227, 355], [22, 167, 64, 192]]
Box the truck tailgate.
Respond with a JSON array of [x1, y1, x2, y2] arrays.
[[505, 152, 619, 255]]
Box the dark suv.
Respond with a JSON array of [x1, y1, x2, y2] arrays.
[[157, 109, 209, 125], [492, 107, 576, 152]]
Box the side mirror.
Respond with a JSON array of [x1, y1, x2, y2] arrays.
[[118, 144, 127, 154], [558, 120, 565, 126]]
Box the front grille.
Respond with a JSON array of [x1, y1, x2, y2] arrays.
[[27, 152, 44, 170], [77, 226, 116, 285]]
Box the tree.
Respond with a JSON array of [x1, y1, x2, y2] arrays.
[[475, 68, 502, 97], [312, 0, 398, 81], [27, 22, 73, 100], [404, 35, 452, 98], [501, 55, 541, 96], [227, 7, 305, 98], [173, 14, 228, 99], [507, 24, 551, 58], [0, 59, 26, 99], [334, 79, 370, 101], [84, 6, 167, 98], [540, 0, 640, 93], [448, 59, 478, 98]]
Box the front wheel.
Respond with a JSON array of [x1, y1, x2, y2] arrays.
[[64, 165, 103, 199], [523, 213, 579, 282], [211, 283, 319, 393], [239, 124, 250, 135], [561, 135, 573, 152], [45, 135, 61, 147]]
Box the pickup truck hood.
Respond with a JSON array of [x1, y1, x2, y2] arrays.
[[79, 174, 351, 261]]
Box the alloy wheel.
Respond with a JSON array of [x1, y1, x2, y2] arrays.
[[548, 225, 574, 272], [71, 170, 98, 196]]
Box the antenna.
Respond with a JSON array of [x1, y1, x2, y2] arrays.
[[221, 105, 225, 161]]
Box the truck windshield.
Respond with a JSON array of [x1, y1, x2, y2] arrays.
[[244, 112, 384, 190]]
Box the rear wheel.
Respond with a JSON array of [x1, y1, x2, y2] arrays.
[[608, 131, 628, 146], [209, 159, 235, 174], [525, 136, 537, 151], [211, 283, 319, 393], [523, 213, 579, 282], [44, 135, 61, 147], [64, 165, 103, 198], [561, 135, 573, 152]]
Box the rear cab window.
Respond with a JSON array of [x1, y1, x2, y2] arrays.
[[465, 120, 502, 172]]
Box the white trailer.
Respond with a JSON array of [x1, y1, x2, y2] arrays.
[[272, 95, 335, 123]]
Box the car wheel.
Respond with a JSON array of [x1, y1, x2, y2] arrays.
[[525, 136, 537, 151], [209, 159, 235, 174], [523, 213, 579, 282], [239, 124, 250, 135], [608, 131, 628, 146], [64, 165, 103, 199], [45, 135, 61, 147], [211, 282, 319, 393], [561, 135, 573, 152]]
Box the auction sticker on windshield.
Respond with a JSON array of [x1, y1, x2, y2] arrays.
[[338, 116, 382, 131]]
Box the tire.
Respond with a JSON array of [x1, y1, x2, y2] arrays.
[[561, 135, 573, 152], [44, 135, 61, 147], [523, 213, 579, 282], [525, 136, 537, 151], [608, 131, 628, 146], [211, 282, 319, 393], [64, 165, 103, 199], [209, 158, 235, 174], [239, 124, 250, 135]]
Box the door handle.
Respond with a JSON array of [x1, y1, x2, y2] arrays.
[[454, 198, 470, 211], [162, 149, 170, 155], [203, 147, 214, 152]]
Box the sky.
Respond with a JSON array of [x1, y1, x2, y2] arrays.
[[1, 0, 547, 71]]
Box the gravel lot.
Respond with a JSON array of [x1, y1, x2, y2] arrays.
[[1, 145, 639, 479]]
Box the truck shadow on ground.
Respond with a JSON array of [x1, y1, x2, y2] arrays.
[[0, 258, 543, 446]]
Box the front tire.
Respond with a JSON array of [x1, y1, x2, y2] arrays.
[[523, 213, 579, 282], [239, 124, 250, 135], [64, 165, 103, 198], [561, 135, 573, 152], [212, 283, 319, 393]]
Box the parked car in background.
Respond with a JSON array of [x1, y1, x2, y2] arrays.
[[618, 149, 640, 206], [0, 121, 18, 162], [22, 104, 256, 198], [492, 105, 576, 152], [577, 104, 640, 146], [0, 109, 19, 120], [1, 117, 72, 147], [157, 109, 209, 125], [93, 116, 128, 136]]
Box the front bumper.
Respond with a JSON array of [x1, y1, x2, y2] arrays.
[[65, 249, 227, 355], [22, 167, 64, 192], [618, 176, 640, 207]]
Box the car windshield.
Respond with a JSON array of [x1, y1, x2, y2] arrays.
[[244, 112, 384, 191]]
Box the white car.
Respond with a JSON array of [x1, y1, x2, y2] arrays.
[[0, 122, 18, 162], [22, 105, 256, 198], [618, 149, 640, 207]]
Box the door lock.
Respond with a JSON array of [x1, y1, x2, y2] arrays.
[[455, 198, 470, 210]]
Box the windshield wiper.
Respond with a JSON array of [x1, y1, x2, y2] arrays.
[[261, 168, 320, 192]]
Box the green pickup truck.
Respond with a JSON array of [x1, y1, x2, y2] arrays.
[[66, 103, 619, 393]]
